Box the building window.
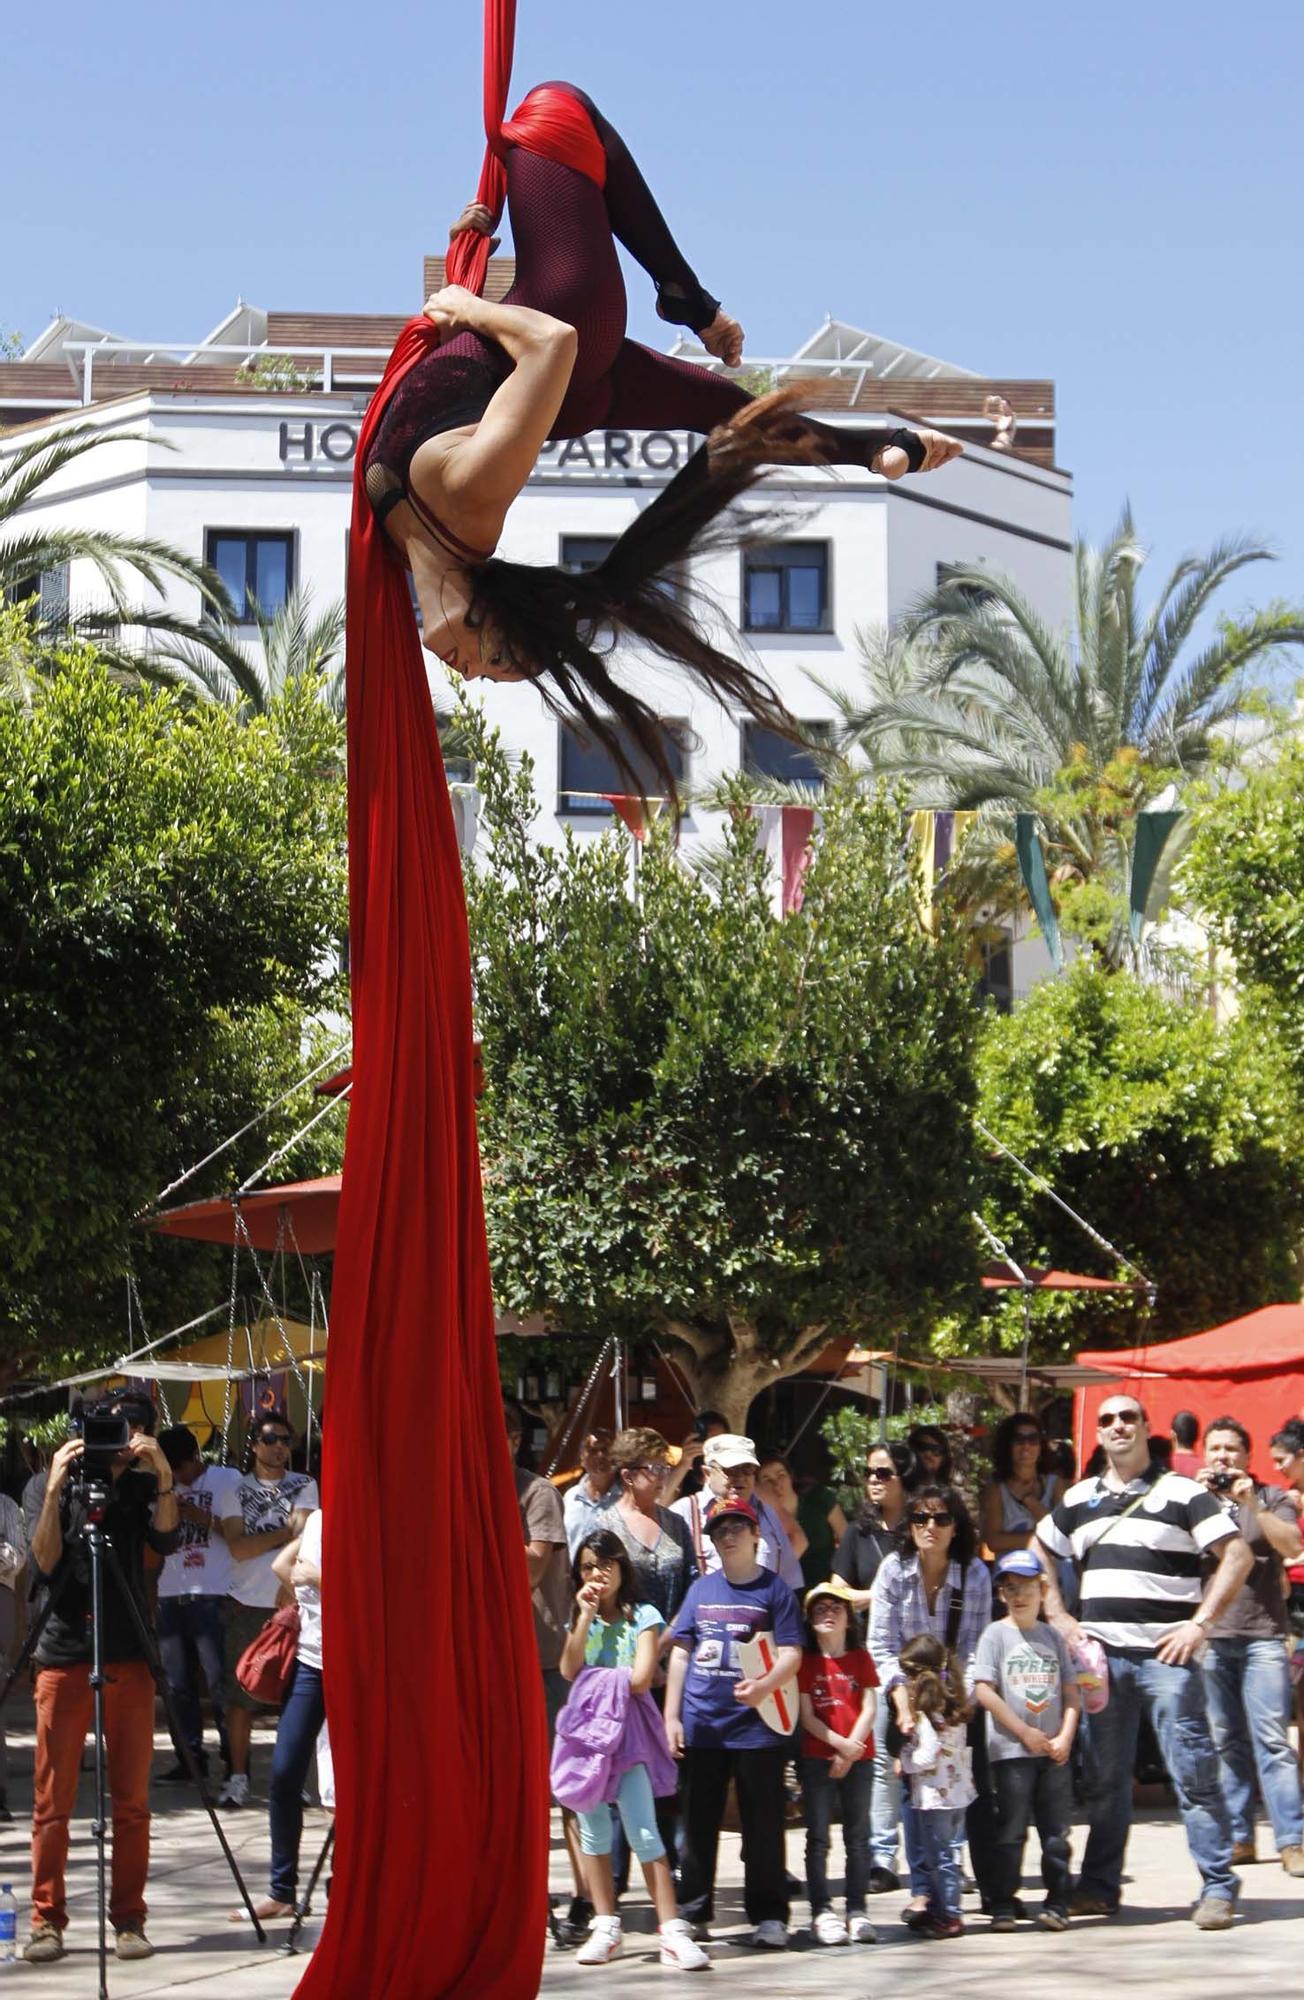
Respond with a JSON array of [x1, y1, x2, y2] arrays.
[[6, 562, 70, 629], [936, 560, 994, 607], [205, 530, 295, 621], [558, 718, 686, 815], [741, 720, 832, 790], [560, 534, 617, 573], [743, 542, 831, 633]]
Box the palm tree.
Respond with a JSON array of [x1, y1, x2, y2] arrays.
[[0, 423, 238, 682], [826, 510, 1304, 945], [145, 587, 347, 716]]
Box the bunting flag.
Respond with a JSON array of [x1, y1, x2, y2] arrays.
[[1014, 814, 1064, 970], [750, 805, 818, 915], [599, 792, 656, 842], [1129, 810, 1183, 940], [908, 809, 977, 929]]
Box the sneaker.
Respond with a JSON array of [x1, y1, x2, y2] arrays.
[[115, 1925, 154, 1961], [218, 1772, 250, 1809], [575, 1916, 623, 1966], [658, 1919, 709, 1969], [1280, 1845, 1304, 1878], [867, 1865, 900, 1894], [925, 1914, 965, 1939], [750, 1919, 789, 1950], [1192, 1895, 1235, 1931], [1230, 1839, 1257, 1866], [989, 1907, 1019, 1932], [1037, 1906, 1070, 1932], [848, 1915, 879, 1943], [812, 1909, 849, 1946], [23, 1923, 65, 1965], [1068, 1887, 1118, 1917]]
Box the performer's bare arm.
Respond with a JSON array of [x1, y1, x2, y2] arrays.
[[409, 286, 577, 539]]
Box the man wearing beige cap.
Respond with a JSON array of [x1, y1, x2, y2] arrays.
[[671, 1436, 804, 1590]]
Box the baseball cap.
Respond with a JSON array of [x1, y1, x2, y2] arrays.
[[703, 1433, 760, 1472], [994, 1549, 1044, 1579], [804, 1576, 859, 1613], [704, 1498, 760, 1536]]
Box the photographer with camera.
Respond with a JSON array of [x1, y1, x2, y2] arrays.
[[23, 1395, 179, 1966], [1197, 1417, 1304, 1877]]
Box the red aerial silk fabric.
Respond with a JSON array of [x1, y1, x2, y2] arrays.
[[291, 340, 548, 1996], [446, 0, 604, 294]]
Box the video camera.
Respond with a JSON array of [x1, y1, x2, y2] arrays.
[[70, 1408, 132, 1485]]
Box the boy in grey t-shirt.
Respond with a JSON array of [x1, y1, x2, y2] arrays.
[[973, 1549, 1081, 1930]]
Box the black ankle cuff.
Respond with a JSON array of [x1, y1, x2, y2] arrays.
[[887, 427, 927, 474], [656, 280, 721, 335]]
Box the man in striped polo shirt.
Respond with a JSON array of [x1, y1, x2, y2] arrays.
[[1035, 1397, 1252, 1928]]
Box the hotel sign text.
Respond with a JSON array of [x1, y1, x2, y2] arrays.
[[277, 422, 698, 476]]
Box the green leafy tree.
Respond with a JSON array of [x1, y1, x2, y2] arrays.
[[829, 515, 1304, 955], [972, 962, 1303, 1360], [0, 650, 349, 1378], [463, 714, 983, 1429], [1183, 732, 1304, 1082]]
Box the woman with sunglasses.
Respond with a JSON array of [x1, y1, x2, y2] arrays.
[[596, 1429, 696, 1628], [981, 1415, 1066, 1560], [868, 1486, 994, 1923], [907, 1427, 954, 1489]]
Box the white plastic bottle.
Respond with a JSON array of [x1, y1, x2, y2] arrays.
[[0, 1883, 16, 1963]]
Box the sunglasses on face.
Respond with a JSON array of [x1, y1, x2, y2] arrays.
[[630, 1462, 667, 1478], [866, 1467, 896, 1481], [1097, 1410, 1141, 1428], [910, 1510, 953, 1528], [1013, 1432, 1041, 1445], [258, 1435, 291, 1448]]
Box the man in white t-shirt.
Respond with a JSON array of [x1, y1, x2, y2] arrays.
[[155, 1427, 241, 1785], [214, 1413, 317, 1808]]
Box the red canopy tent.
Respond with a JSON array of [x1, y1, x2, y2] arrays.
[[146, 1176, 342, 1255], [1075, 1303, 1304, 1482]]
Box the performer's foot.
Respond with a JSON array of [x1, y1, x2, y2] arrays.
[[872, 426, 964, 480], [449, 201, 500, 254], [698, 309, 745, 367]]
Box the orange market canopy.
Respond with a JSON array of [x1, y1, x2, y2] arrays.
[[146, 1176, 342, 1254]]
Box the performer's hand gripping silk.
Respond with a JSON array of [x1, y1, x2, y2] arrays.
[[364, 81, 961, 789]]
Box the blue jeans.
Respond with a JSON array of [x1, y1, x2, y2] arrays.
[[990, 1755, 1073, 1912], [269, 1660, 325, 1904], [799, 1754, 873, 1914], [1079, 1649, 1236, 1906], [156, 1595, 227, 1764], [869, 1733, 900, 1871], [1204, 1636, 1303, 1851], [911, 1807, 965, 1919]]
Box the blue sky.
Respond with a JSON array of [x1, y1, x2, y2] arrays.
[[9, 1, 1303, 651]]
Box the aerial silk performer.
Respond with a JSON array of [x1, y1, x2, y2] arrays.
[[302, 8, 961, 1995]]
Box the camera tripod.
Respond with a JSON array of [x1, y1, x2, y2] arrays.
[[0, 1475, 266, 1999]]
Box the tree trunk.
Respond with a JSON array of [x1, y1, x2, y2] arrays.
[[659, 1315, 832, 1435]]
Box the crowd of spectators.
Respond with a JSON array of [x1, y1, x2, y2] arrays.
[[519, 1398, 1304, 1963]]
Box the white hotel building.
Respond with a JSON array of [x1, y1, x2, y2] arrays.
[[1, 258, 1072, 1003]]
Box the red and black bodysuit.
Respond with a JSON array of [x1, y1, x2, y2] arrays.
[[362, 82, 924, 547]]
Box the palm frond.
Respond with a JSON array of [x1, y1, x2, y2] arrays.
[[1133, 538, 1276, 734]]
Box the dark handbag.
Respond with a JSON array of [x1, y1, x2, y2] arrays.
[[235, 1604, 300, 1704]]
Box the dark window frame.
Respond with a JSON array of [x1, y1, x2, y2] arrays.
[[204, 528, 296, 623], [740, 719, 833, 790], [741, 540, 832, 635], [556, 717, 688, 817], [559, 533, 618, 573]]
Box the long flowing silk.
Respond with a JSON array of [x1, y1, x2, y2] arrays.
[[293, 43, 612, 1997]]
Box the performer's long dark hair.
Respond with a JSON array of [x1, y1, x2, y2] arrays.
[[466, 391, 822, 802]]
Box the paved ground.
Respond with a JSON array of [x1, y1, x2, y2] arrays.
[[0, 1702, 1298, 1997]]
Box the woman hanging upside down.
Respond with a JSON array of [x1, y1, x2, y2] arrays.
[[363, 82, 962, 793]]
